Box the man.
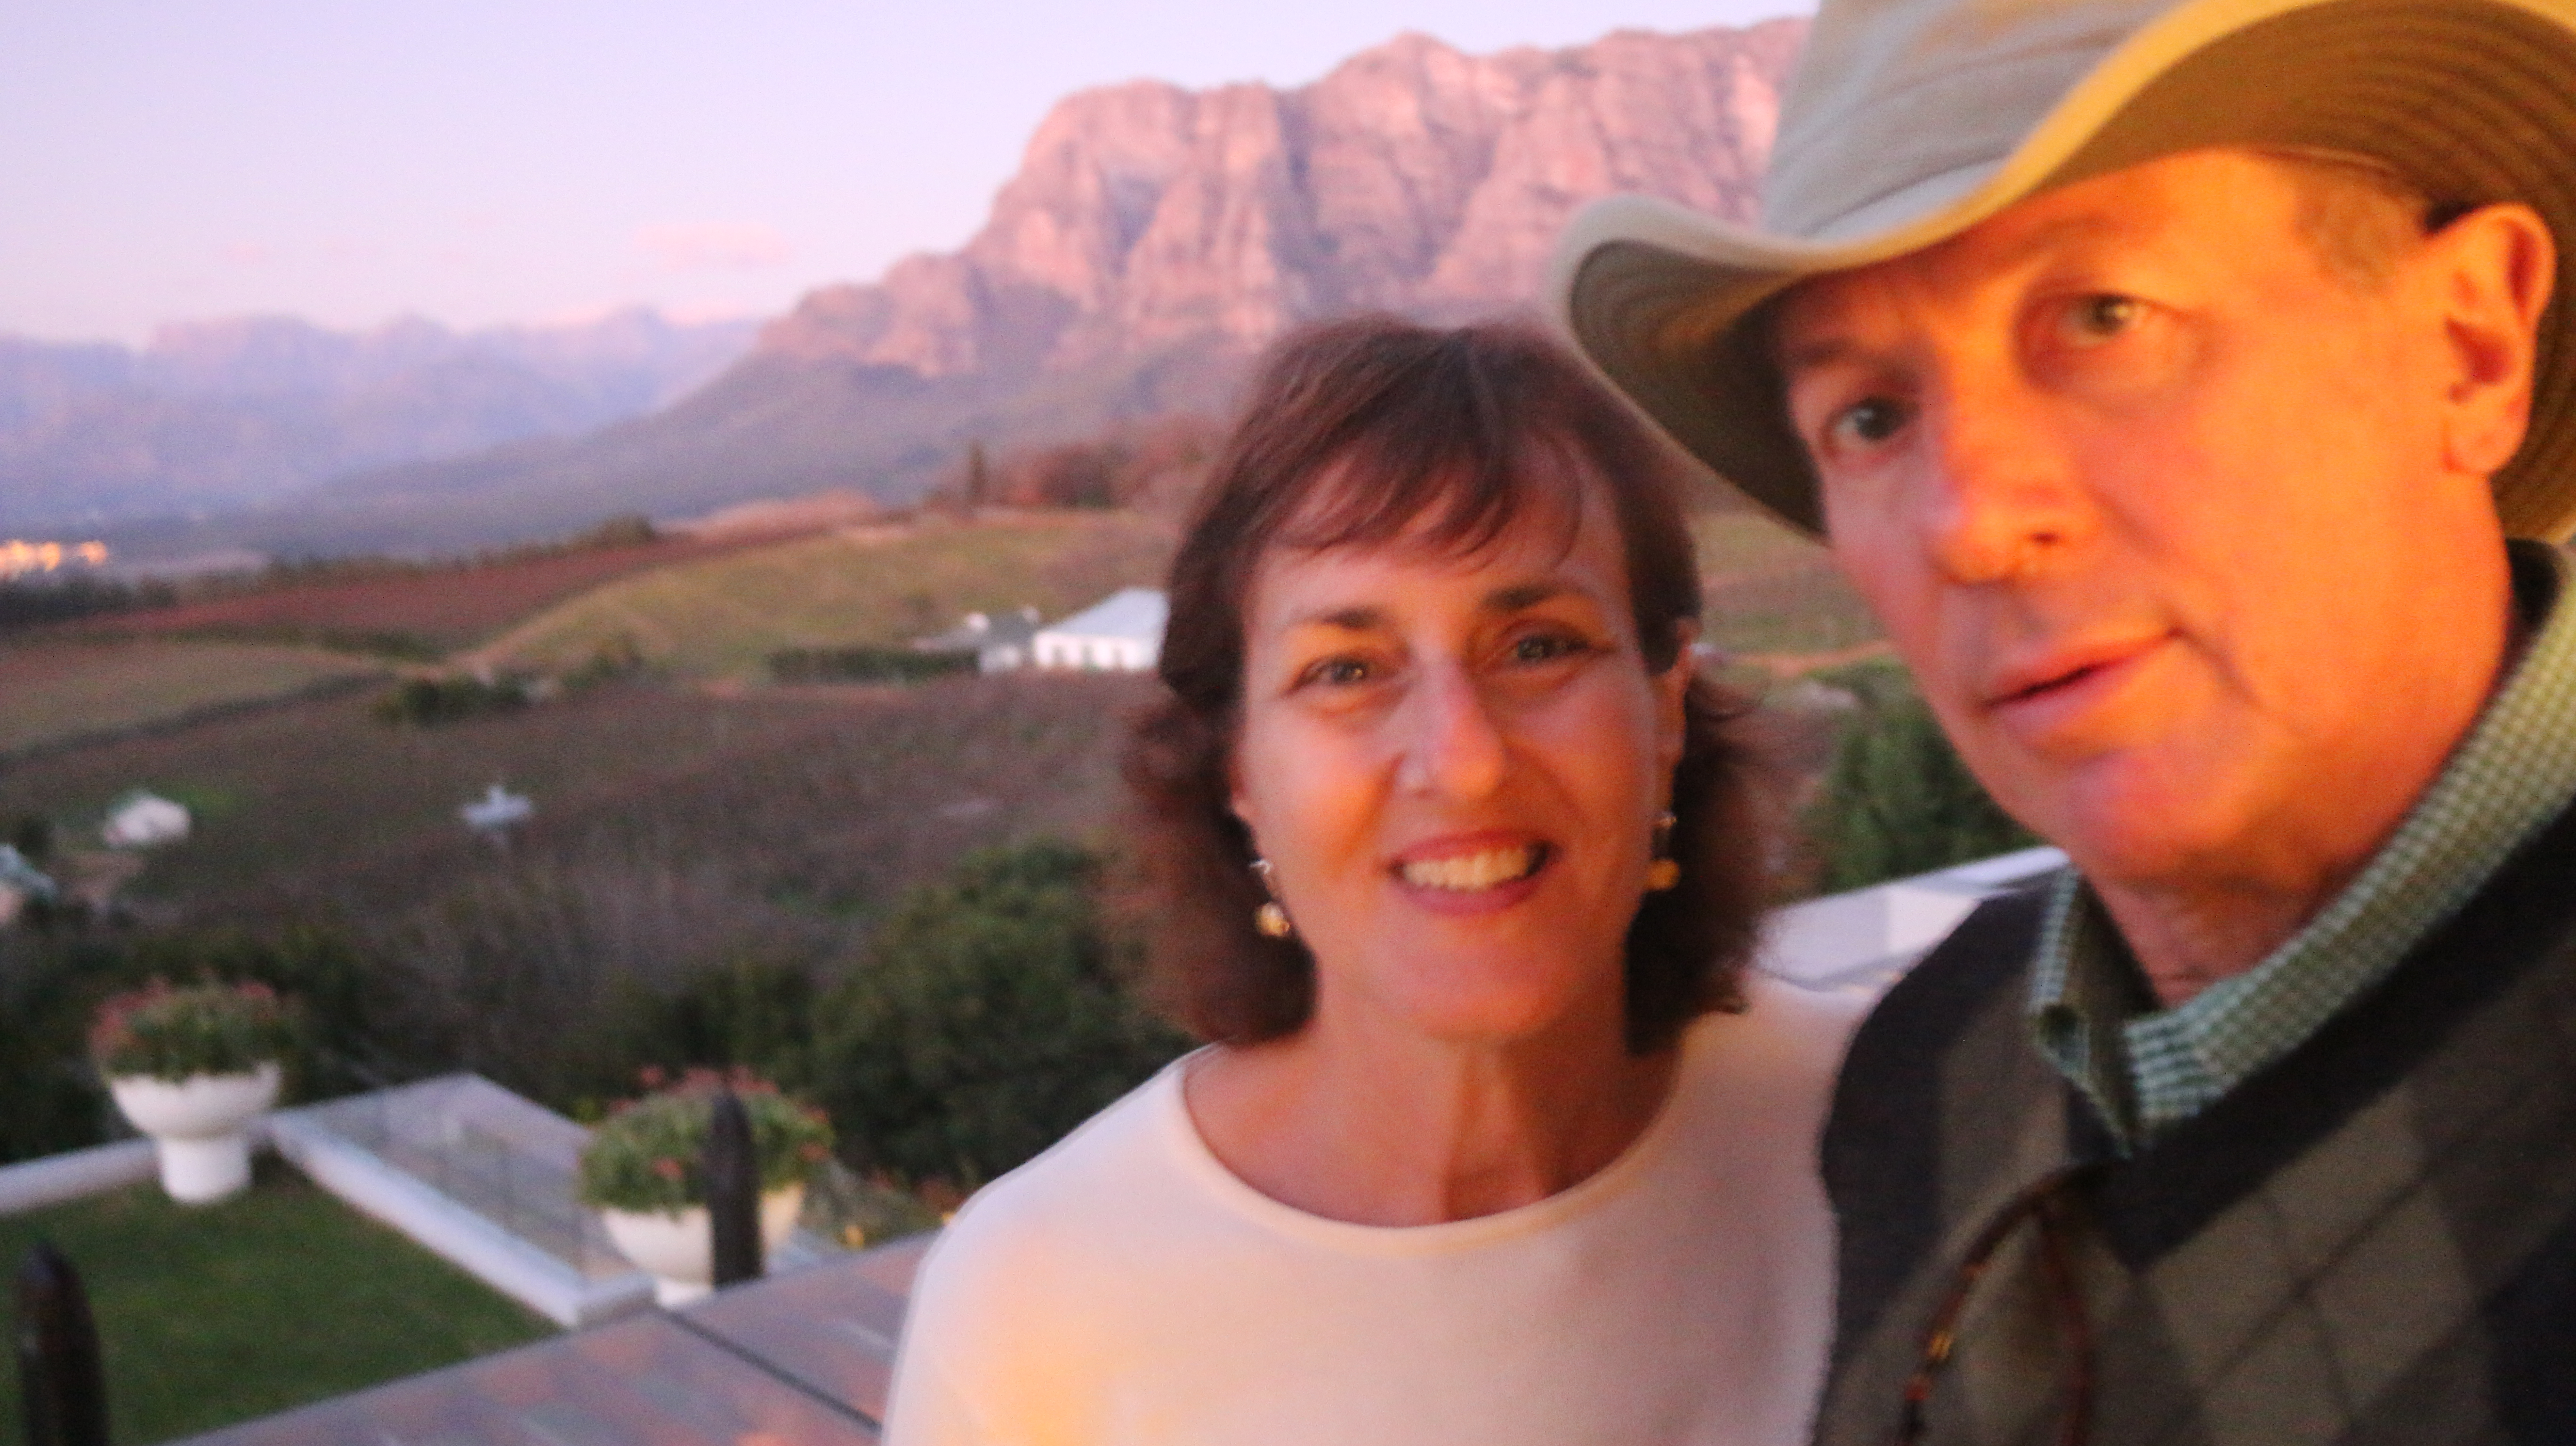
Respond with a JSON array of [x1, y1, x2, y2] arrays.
[[1553, 0, 2576, 1440]]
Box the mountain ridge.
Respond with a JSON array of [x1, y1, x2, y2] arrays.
[[93, 19, 1805, 557], [0, 310, 757, 533]]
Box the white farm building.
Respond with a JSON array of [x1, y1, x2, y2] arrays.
[[1032, 588, 1167, 672], [101, 791, 190, 849]]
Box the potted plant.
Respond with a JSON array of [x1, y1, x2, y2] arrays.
[[90, 980, 295, 1204], [579, 1068, 835, 1306]]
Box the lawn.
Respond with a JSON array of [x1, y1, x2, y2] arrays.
[[0, 640, 386, 758], [473, 511, 1175, 680], [0, 1166, 549, 1443]]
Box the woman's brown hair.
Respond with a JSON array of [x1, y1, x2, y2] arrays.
[[1121, 314, 1769, 1054]]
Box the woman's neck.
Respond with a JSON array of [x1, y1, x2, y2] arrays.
[[1184, 1002, 1679, 1228]]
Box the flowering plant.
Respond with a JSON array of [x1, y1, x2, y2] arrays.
[[577, 1067, 836, 1214], [89, 979, 295, 1083]]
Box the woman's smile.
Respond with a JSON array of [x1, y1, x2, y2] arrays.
[[1395, 840, 1549, 893]]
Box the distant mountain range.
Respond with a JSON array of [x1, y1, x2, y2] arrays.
[[46, 18, 1803, 559], [0, 310, 755, 537]]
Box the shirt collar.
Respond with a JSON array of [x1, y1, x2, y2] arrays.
[[2029, 540, 2576, 1148]]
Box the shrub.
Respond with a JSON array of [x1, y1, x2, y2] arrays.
[[1801, 665, 2036, 892], [371, 675, 532, 727], [576, 1067, 833, 1213], [0, 574, 174, 631], [766, 646, 976, 686], [565, 632, 648, 689], [576, 514, 659, 549], [89, 979, 297, 1082], [810, 838, 1188, 1188]]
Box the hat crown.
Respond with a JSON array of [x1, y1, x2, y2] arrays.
[[1763, 0, 2168, 239]]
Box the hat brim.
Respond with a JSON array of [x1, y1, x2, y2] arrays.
[[1554, 0, 2576, 541]]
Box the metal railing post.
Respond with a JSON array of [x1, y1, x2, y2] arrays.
[[706, 1090, 762, 1289], [16, 1240, 109, 1446]]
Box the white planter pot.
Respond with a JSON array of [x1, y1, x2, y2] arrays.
[[107, 1062, 282, 1204], [600, 1183, 805, 1307]]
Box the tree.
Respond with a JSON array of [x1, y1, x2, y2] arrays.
[[810, 839, 1187, 1188], [1802, 667, 2037, 893]]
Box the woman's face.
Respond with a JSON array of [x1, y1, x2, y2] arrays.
[[1230, 465, 1693, 1049]]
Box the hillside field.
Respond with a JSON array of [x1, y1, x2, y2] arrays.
[[0, 670, 1150, 927], [475, 511, 1177, 680], [0, 503, 1875, 921], [77, 532, 778, 651], [0, 639, 387, 757], [467, 507, 1868, 684]]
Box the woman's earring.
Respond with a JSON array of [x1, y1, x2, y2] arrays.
[[1645, 811, 1681, 892], [1250, 858, 1295, 938]]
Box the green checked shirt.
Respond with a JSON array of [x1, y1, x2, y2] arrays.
[[2029, 540, 2576, 1150]]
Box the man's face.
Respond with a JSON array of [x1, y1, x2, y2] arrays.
[[1775, 149, 2513, 892]]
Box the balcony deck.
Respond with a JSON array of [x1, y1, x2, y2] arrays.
[[178, 1236, 929, 1445]]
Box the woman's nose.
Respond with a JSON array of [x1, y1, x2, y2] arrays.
[[1394, 661, 1508, 801]]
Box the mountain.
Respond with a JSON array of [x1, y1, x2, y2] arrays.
[[779, 22, 1799, 376], [129, 18, 1803, 556], [0, 310, 757, 533]]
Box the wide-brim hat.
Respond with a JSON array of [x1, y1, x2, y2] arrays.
[[1553, 0, 2576, 541]]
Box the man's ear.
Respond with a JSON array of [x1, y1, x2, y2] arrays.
[[2422, 202, 2557, 477]]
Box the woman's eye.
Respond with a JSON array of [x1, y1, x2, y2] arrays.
[[2063, 293, 2141, 343], [1302, 657, 1375, 688], [1828, 396, 1910, 448]]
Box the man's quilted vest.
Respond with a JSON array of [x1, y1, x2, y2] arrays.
[[1812, 803, 2576, 1445]]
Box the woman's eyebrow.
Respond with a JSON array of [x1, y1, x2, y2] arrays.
[[1485, 581, 1582, 612]]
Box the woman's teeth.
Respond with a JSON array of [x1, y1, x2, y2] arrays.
[[1400, 845, 1543, 892]]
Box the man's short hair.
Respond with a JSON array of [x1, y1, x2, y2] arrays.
[[2270, 150, 2450, 289]]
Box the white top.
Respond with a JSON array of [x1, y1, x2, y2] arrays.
[[883, 973, 1867, 1446]]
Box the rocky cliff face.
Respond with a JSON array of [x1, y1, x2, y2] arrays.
[[764, 20, 1800, 382], [235, 20, 1803, 554]]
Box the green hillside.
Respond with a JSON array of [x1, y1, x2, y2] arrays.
[[475, 512, 1175, 681]]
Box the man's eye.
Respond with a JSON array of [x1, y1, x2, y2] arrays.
[[1302, 657, 1374, 687], [2064, 294, 2141, 342], [1509, 633, 1587, 664], [1504, 634, 1566, 665], [1829, 397, 1910, 447]]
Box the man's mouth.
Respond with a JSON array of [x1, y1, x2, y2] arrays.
[[1987, 636, 2163, 712], [1397, 844, 1548, 892], [2001, 662, 2107, 706]]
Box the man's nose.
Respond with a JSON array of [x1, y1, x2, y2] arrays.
[[1915, 377, 2094, 583], [1394, 661, 1508, 801]]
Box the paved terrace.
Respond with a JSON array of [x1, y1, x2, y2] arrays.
[[182, 1235, 928, 1444], [176, 846, 2064, 1444]]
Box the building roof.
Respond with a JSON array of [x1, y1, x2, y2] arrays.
[[1039, 587, 1167, 644]]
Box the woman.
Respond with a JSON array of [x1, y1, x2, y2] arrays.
[[884, 317, 1864, 1446]]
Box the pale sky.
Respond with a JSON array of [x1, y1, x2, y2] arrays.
[[0, 0, 1808, 345]]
